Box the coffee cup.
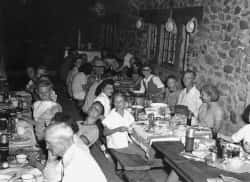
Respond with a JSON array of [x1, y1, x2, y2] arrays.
[[17, 126, 25, 135], [16, 154, 27, 164], [21, 174, 36, 182]]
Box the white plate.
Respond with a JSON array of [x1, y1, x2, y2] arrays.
[[0, 174, 11, 181], [131, 105, 144, 109], [150, 103, 168, 108]]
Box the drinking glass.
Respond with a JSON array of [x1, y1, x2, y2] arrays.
[[169, 106, 175, 117]]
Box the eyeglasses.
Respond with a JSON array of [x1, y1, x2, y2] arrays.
[[142, 69, 150, 72]]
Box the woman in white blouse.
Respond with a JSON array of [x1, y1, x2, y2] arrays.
[[94, 79, 114, 117], [102, 92, 145, 158]]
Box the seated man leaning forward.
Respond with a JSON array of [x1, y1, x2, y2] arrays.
[[45, 122, 107, 182], [102, 92, 146, 158], [132, 65, 165, 103], [33, 80, 62, 142], [177, 69, 202, 122], [28, 113, 90, 181]]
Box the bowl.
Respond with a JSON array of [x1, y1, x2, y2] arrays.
[[0, 174, 11, 182], [21, 174, 35, 182], [16, 154, 27, 164], [227, 158, 243, 170], [150, 103, 168, 108]]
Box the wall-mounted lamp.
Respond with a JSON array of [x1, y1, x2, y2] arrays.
[[165, 18, 177, 33], [186, 17, 198, 34], [136, 18, 144, 29]]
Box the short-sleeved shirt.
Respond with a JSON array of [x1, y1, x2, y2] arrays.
[[134, 74, 164, 94], [102, 109, 135, 149], [66, 67, 78, 97], [177, 86, 202, 118], [123, 53, 133, 68], [232, 124, 250, 143], [72, 72, 88, 100], [165, 89, 181, 107]]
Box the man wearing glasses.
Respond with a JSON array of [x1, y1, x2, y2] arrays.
[[132, 65, 165, 103]]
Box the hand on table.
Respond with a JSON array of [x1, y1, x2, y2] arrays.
[[129, 88, 134, 93], [27, 152, 44, 170]]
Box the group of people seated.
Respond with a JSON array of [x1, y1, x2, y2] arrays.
[[24, 50, 250, 182]]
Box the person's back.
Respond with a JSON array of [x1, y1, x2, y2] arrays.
[[62, 143, 107, 182]]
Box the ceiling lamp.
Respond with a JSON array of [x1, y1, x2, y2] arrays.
[[91, 2, 106, 16], [186, 17, 198, 34]]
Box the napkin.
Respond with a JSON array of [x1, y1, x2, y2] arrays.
[[0, 167, 43, 182], [207, 175, 242, 182]]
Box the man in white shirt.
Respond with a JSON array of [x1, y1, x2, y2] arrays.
[[133, 65, 165, 103], [45, 122, 107, 182], [102, 108, 134, 149], [117, 52, 135, 72], [71, 63, 93, 104], [177, 70, 202, 119], [66, 58, 83, 97]]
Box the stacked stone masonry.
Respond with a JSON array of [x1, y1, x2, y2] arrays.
[[125, 0, 250, 134]]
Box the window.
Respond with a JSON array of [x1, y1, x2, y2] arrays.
[[146, 23, 158, 60], [157, 24, 177, 65], [101, 23, 119, 50]]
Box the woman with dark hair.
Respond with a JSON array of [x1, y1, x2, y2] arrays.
[[219, 104, 250, 153], [94, 79, 114, 117], [72, 63, 93, 105], [77, 101, 105, 146], [198, 84, 224, 133], [241, 105, 250, 123]]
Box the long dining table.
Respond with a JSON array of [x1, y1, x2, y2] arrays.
[[153, 141, 250, 182]]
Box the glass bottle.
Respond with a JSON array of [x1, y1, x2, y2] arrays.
[[0, 134, 9, 163]]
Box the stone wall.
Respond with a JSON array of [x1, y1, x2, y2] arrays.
[[126, 0, 250, 134]]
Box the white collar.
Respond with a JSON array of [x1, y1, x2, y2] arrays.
[[100, 92, 109, 98], [184, 85, 197, 94]]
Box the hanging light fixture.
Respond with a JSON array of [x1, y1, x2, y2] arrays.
[[90, 1, 106, 16], [186, 17, 198, 34]]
